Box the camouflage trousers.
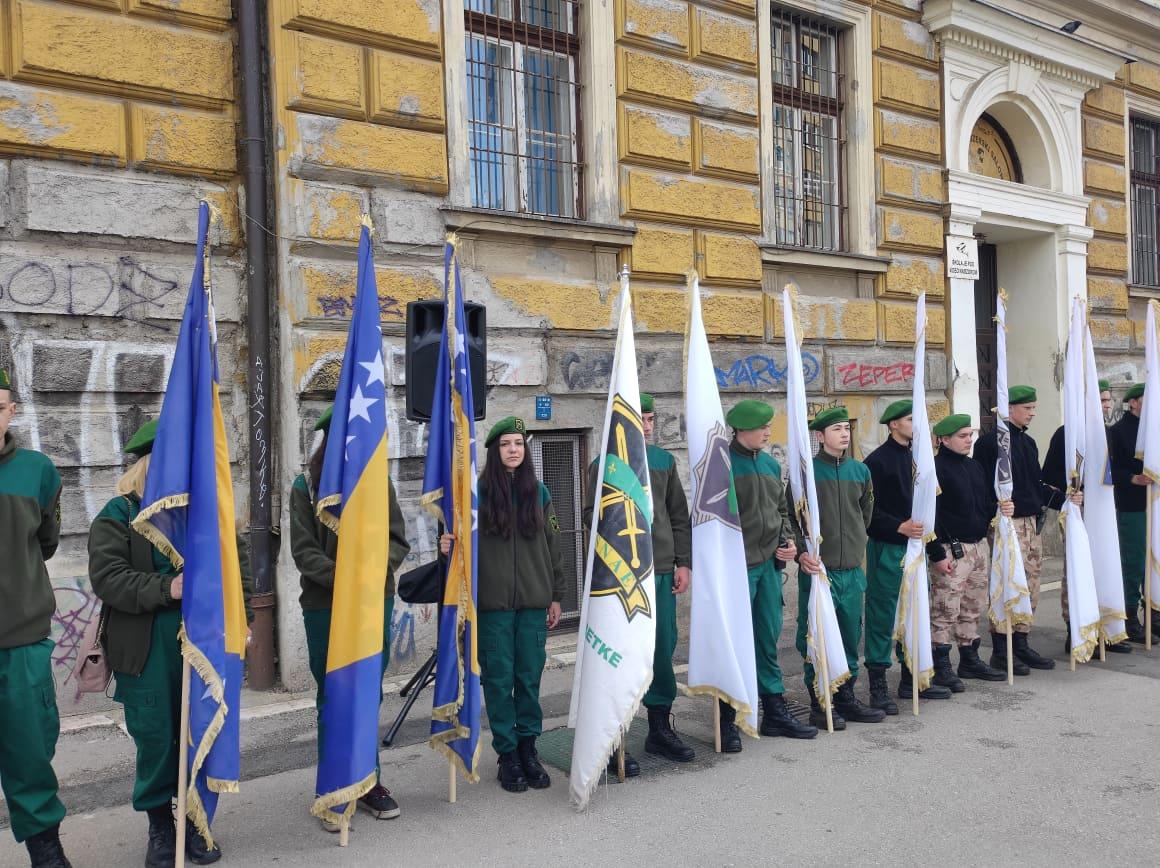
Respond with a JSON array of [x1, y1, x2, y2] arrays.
[[1012, 515, 1042, 633], [930, 540, 990, 646]]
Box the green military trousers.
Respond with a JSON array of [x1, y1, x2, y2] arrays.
[[303, 598, 394, 779], [113, 608, 183, 812], [747, 561, 785, 696], [478, 608, 547, 756], [796, 566, 865, 689], [1119, 511, 1146, 614], [864, 540, 906, 668], [643, 571, 678, 708], [0, 639, 66, 842]]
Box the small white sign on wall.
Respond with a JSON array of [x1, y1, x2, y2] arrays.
[[946, 235, 980, 280]]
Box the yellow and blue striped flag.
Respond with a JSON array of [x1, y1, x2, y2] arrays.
[[132, 201, 247, 847], [312, 218, 391, 824], [422, 237, 482, 781]]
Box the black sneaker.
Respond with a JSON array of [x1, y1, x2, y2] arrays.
[[357, 784, 401, 819], [185, 819, 221, 865]]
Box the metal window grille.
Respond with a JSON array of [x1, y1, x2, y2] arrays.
[[529, 431, 586, 625], [770, 7, 845, 251], [464, 0, 583, 218], [1131, 117, 1160, 287]]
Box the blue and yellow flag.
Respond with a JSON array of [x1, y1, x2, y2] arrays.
[[133, 202, 247, 847], [422, 236, 482, 781], [312, 217, 391, 825]]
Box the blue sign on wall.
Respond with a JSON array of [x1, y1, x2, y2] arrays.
[[535, 395, 552, 421]]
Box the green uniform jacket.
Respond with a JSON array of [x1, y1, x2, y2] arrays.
[[0, 433, 62, 649], [729, 439, 799, 567], [583, 445, 692, 573], [289, 473, 410, 610], [478, 481, 566, 612], [88, 494, 254, 676], [797, 450, 874, 571]]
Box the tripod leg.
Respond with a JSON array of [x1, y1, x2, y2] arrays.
[[382, 651, 438, 747]]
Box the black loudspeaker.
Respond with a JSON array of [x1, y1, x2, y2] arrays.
[[405, 300, 487, 422]]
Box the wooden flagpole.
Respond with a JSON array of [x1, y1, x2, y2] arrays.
[[911, 579, 919, 717], [175, 658, 191, 868], [449, 761, 457, 804], [339, 817, 349, 847], [616, 742, 626, 782], [813, 575, 834, 734], [1148, 491, 1153, 651], [712, 701, 721, 753], [1099, 635, 1106, 662], [1005, 620, 1014, 685]]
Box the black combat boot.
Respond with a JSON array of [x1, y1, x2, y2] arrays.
[[931, 644, 965, 693], [989, 631, 1030, 676], [1106, 636, 1133, 654], [497, 751, 528, 793], [185, 818, 222, 865], [866, 665, 899, 715], [606, 750, 641, 777], [806, 683, 846, 731], [957, 638, 1006, 680], [898, 655, 951, 700], [761, 693, 818, 739], [1012, 631, 1055, 670], [517, 736, 551, 789], [718, 700, 742, 752], [644, 706, 695, 762], [1126, 611, 1148, 644], [25, 824, 72, 868], [145, 805, 177, 868], [833, 680, 887, 722]]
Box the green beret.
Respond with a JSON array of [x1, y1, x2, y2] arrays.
[[879, 399, 912, 425], [1098, 379, 1111, 393], [725, 399, 774, 431], [1008, 385, 1036, 405], [0, 369, 10, 391], [809, 406, 849, 431], [314, 405, 333, 432], [124, 418, 158, 457], [1126, 383, 1145, 401], [933, 413, 972, 437], [485, 416, 527, 448], [640, 393, 655, 413]]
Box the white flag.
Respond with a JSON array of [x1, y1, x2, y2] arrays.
[[1136, 300, 1160, 616], [684, 273, 759, 736], [1081, 317, 1127, 643], [988, 289, 1034, 630], [893, 294, 934, 689], [782, 288, 850, 704], [568, 273, 657, 810], [1061, 297, 1101, 662]]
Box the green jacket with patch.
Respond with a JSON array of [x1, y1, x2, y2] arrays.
[[88, 493, 254, 676], [479, 480, 566, 612], [0, 433, 63, 649], [799, 450, 874, 571], [289, 473, 410, 611], [583, 445, 692, 574], [729, 439, 798, 567]]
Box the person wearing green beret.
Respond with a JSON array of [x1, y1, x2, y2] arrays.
[[794, 407, 884, 728], [290, 405, 410, 825], [88, 418, 255, 866], [714, 399, 816, 749], [1108, 384, 1158, 643], [1098, 380, 1113, 423], [928, 415, 1009, 683], [0, 371, 73, 868], [581, 394, 699, 768], [973, 385, 1056, 672], [862, 399, 951, 711], [442, 416, 565, 794]]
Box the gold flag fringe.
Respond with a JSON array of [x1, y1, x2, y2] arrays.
[[131, 493, 191, 571], [682, 685, 759, 740], [312, 770, 376, 825], [893, 555, 934, 692], [570, 678, 651, 812]]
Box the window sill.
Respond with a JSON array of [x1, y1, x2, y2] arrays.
[[1128, 283, 1160, 299], [759, 244, 892, 274], [441, 207, 637, 247]]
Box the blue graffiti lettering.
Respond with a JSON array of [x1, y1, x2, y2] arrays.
[[714, 351, 820, 390]]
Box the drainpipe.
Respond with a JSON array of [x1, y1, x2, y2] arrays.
[[238, 0, 276, 689]]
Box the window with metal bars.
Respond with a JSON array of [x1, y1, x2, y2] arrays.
[[770, 8, 845, 251], [464, 0, 583, 218], [529, 431, 587, 626], [1131, 117, 1160, 288]]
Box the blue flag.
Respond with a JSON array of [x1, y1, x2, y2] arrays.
[[133, 202, 247, 847], [422, 237, 482, 781], [312, 219, 391, 825]]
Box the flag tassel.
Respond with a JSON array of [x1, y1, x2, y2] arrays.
[[176, 658, 192, 868]]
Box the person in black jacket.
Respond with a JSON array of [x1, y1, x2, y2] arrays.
[[973, 385, 1055, 673], [1107, 383, 1157, 643]]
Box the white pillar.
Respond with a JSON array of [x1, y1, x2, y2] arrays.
[[947, 204, 982, 427]]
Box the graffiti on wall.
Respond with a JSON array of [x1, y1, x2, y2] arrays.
[[714, 352, 821, 390]]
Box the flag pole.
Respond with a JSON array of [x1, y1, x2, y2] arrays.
[[1099, 634, 1106, 662], [1005, 620, 1013, 685], [713, 701, 721, 753], [175, 658, 191, 868], [449, 761, 456, 803], [911, 581, 919, 716], [813, 577, 834, 734], [616, 742, 626, 782], [1148, 492, 1153, 651], [339, 817, 349, 847]]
